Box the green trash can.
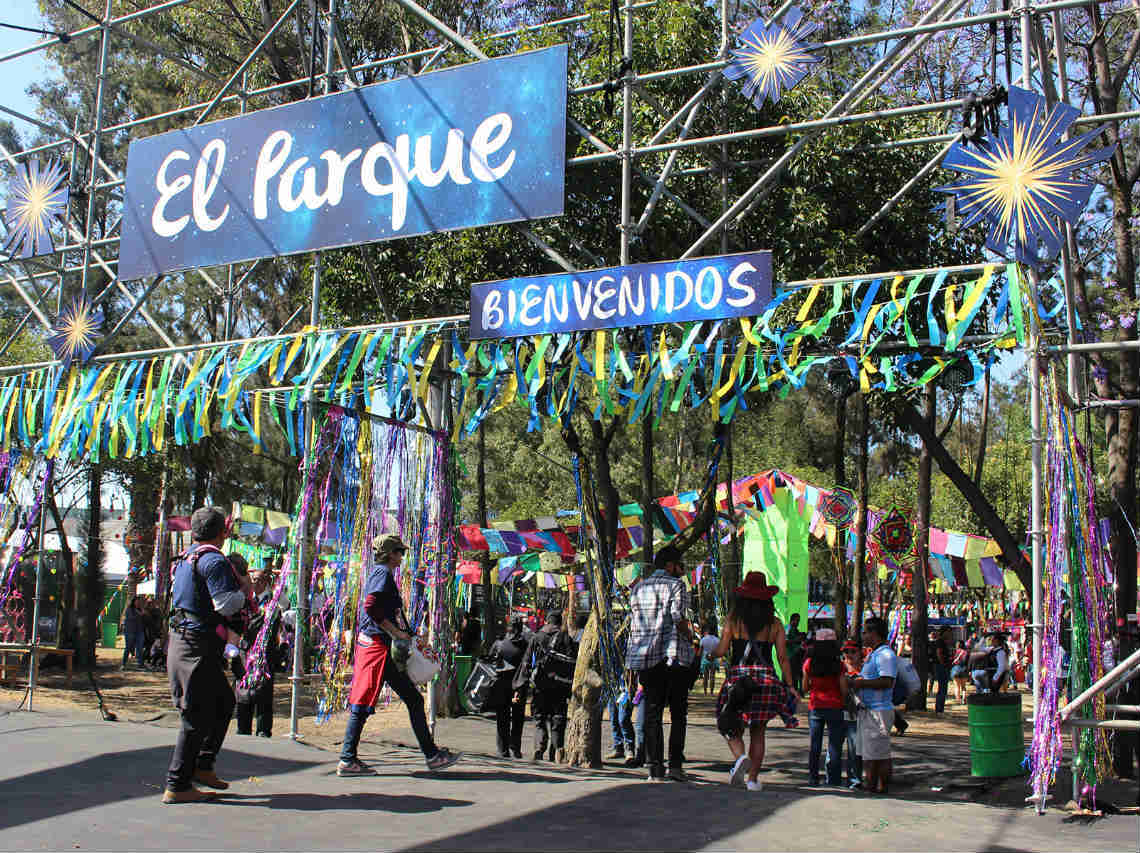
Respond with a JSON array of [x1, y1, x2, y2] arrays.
[[101, 621, 119, 649], [455, 655, 474, 714], [967, 692, 1024, 777]]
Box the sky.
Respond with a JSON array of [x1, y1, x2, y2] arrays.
[[0, 0, 58, 143]]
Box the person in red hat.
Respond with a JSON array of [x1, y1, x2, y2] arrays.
[[707, 571, 799, 792]]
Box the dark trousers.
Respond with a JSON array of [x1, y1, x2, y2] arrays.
[[340, 664, 436, 762], [844, 716, 862, 784], [122, 629, 145, 666], [808, 708, 846, 785], [934, 664, 950, 713], [496, 691, 527, 756], [620, 694, 645, 760], [533, 691, 568, 759], [166, 634, 235, 792], [639, 662, 689, 777], [236, 677, 274, 736]]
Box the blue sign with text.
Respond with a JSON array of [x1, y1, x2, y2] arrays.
[[119, 46, 568, 280], [469, 251, 773, 339]]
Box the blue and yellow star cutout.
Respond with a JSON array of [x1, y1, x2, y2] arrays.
[[938, 86, 1115, 268], [2, 159, 69, 260], [723, 7, 822, 108], [47, 298, 102, 367]]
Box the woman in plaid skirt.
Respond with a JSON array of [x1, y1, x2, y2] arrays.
[[709, 572, 800, 791]]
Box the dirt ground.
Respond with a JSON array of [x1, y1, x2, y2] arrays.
[[0, 646, 406, 751], [2, 649, 979, 741]]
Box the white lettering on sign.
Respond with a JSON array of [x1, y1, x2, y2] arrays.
[[192, 139, 230, 232], [475, 258, 768, 335], [149, 114, 519, 241], [152, 150, 191, 238]]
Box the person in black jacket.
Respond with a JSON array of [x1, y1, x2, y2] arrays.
[[491, 617, 529, 758], [526, 612, 576, 762]]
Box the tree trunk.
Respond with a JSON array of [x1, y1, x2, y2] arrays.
[[190, 440, 212, 509], [911, 384, 935, 710], [832, 392, 850, 641], [725, 422, 741, 592], [641, 412, 655, 575], [852, 394, 870, 639], [80, 463, 103, 668], [563, 609, 604, 768], [126, 459, 162, 578], [560, 419, 623, 765], [895, 402, 1031, 589], [1086, 0, 1140, 625], [973, 369, 991, 489]]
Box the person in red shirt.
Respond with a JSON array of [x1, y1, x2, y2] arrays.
[[802, 628, 849, 786]]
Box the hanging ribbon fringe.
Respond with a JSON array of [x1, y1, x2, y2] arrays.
[[0, 265, 1063, 463]]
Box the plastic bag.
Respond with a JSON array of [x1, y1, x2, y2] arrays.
[[406, 645, 441, 685]]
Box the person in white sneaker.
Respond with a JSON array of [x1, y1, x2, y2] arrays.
[[847, 617, 897, 795], [337, 535, 459, 776]]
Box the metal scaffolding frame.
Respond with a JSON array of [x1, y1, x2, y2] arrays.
[[0, 0, 1135, 769]]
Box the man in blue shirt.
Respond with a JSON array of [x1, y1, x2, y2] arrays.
[[337, 534, 460, 776], [163, 507, 250, 804], [848, 616, 897, 795]]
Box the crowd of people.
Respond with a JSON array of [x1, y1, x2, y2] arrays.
[[118, 594, 167, 671], [155, 506, 1025, 804]]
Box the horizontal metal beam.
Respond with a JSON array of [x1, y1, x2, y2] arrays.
[[569, 99, 967, 165], [1064, 718, 1140, 730], [0, 0, 195, 64]]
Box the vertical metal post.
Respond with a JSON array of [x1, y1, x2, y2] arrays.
[[28, 466, 53, 711], [1049, 9, 1081, 402], [289, 0, 336, 740], [80, 0, 114, 301], [1020, 8, 1044, 732], [29, 120, 84, 707], [223, 71, 249, 342], [425, 339, 450, 733], [619, 0, 634, 269]]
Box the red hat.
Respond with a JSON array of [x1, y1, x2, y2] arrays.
[[734, 571, 779, 600]]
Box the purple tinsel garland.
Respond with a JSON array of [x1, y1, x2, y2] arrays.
[[0, 458, 53, 615], [238, 408, 342, 691], [1030, 369, 1113, 803]]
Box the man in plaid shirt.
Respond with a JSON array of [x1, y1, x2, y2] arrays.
[[626, 544, 695, 782]]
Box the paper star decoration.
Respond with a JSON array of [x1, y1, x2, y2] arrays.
[[47, 298, 103, 367], [871, 507, 914, 557], [938, 86, 1116, 268], [819, 486, 858, 529], [723, 8, 822, 108], [2, 159, 69, 259]]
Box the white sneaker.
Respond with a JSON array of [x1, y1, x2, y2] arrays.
[[729, 755, 751, 787], [746, 779, 763, 792]]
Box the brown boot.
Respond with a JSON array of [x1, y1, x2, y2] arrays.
[[194, 769, 229, 790], [161, 787, 216, 804]]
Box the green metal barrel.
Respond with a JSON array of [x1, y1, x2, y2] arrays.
[[454, 655, 475, 714], [967, 692, 1024, 777]]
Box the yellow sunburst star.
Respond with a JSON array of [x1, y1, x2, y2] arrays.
[[2, 159, 69, 259], [47, 298, 103, 367], [724, 7, 822, 108], [939, 86, 1115, 268]]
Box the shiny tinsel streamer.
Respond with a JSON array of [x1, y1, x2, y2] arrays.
[[239, 406, 338, 692], [1030, 367, 1113, 804], [0, 456, 52, 614]]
